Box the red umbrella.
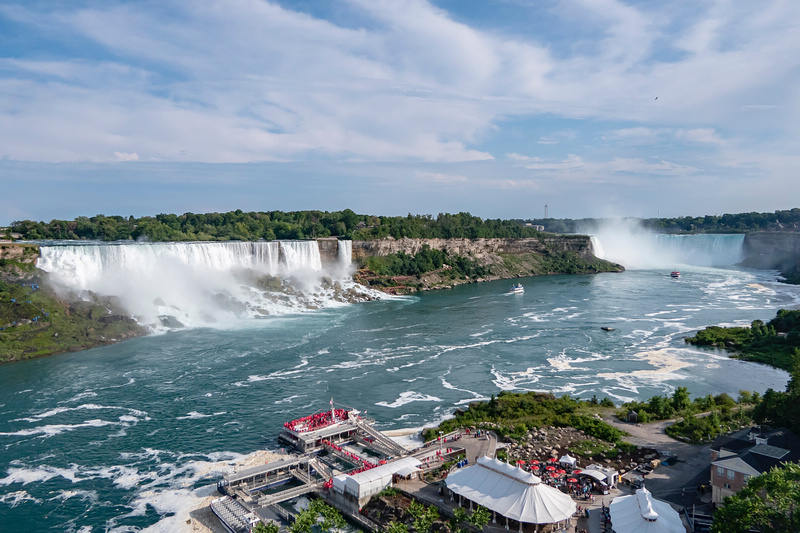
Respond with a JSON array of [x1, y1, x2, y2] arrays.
[[529, 460, 540, 465], [516, 460, 526, 466], [573, 469, 581, 474], [567, 477, 578, 483], [557, 469, 566, 474], [545, 465, 556, 471], [548, 457, 557, 462]]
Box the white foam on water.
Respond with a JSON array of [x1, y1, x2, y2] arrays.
[[1, 464, 84, 485], [0, 419, 119, 438], [376, 391, 442, 408], [60, 391, 99, 404], [275, 394, 304, 404], [49, 489, 99, 503], [0, 490, 42, 507], [16, 403, 148, 422], [175, 411, 226, 420]]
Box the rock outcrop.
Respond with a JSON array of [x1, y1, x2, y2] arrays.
[[741, 232, 800, 283], [350, 235, 596, 262]]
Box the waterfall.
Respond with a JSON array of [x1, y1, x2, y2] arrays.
[[589, 236, 606, 260], [337, 240, 352, 268], [590, 230, 744, 269], [37, 240, 374, 330]]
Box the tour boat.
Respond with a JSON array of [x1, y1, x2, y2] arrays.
[[508, 283, 524, 294]]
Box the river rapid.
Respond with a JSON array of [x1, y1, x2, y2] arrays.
[[1, 235, 798, 531]]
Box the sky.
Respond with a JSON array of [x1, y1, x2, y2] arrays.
[[1, 0, 799, 225]]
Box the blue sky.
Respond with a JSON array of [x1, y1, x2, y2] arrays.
[[2, 0, 799, 224]]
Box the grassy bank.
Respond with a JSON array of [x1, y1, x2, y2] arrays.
[[685, 309, 800, 371], [0, 244, 146, 364]]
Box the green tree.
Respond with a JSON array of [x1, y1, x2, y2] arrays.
[[712, 463, 800, 533], [290, 499, 346, 533], [386, 522, 409, 533], [253, 521, 280, 533], [449, 506, 468, 533], [672, 387, 692, 413], [468, 506, 491, 531]]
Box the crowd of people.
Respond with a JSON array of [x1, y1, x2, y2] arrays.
[[283, 409, 350, 433]]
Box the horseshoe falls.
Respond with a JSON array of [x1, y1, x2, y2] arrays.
[[590, 231, 744, 269]]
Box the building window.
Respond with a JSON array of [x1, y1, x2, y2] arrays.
[[743, 474, 751, 482], [724, 483, 732, 489], [716, 466, 725, 476], [727, 469, 735, 479]]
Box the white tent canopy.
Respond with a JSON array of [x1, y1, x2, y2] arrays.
[[609, 488, 684, 533], [559, 455, 577, 468], [446, 456, 576, 524], [332, 457, 422, 499]]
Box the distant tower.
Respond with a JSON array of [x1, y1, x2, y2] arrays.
[[544, 204, 548, 219]]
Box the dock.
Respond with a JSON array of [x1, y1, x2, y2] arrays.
[[209, 401, 466, 533]]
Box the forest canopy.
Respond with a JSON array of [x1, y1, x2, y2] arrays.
[[524, 208, 800, 234], [10, 208, 800, 242], [10, 210, 545, 242]]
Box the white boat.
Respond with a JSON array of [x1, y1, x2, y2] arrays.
[[509, 283, 524, 294], [670, 271, 680, 278]]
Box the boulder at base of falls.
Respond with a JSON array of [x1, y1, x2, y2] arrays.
[[159, 315, 185, 329]]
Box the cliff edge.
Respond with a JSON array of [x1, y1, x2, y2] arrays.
[[351, 235, 623, 293], [741, 232, 800, 283]]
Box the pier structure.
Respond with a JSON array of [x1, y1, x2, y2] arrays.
[[210, 402, 466, 532]]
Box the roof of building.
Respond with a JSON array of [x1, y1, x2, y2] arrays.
[[445, 456, 576, 524], [609, 488, 684, 533], [711, 427, 800, 477]]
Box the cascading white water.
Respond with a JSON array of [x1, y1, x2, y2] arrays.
[[37, 241, 377, 330], [337, 240, 352, 266], [587, 221, 744, 269], [279, 241, 322, 272]]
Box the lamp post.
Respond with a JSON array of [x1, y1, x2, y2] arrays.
[[439, 431, 443, 452]]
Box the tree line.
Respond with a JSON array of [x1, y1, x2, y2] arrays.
[[10, 210, 546, 242], [524, 207, 800, 234]]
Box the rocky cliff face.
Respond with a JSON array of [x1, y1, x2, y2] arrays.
[[350, 235, 595, 262], [741, 232, 800, 283], [348, 235, 620, 293]]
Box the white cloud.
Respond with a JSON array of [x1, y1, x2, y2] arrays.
[[0, 0, 798, 200], [677, 128, 724, 144], [415, 171, 468, 184], [113, 151, 139, 162]]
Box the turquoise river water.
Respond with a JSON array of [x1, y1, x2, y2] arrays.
[[1, 235, 798, 531]]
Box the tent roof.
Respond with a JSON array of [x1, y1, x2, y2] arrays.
[[559, 455, 576, 466], [609, 488, 684, 533], [580, 468, 613, 483], [446, 456, 576, 524], [348, 456, 422, 486]]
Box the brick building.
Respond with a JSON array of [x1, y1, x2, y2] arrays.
[[709, 427, 800, 506]]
